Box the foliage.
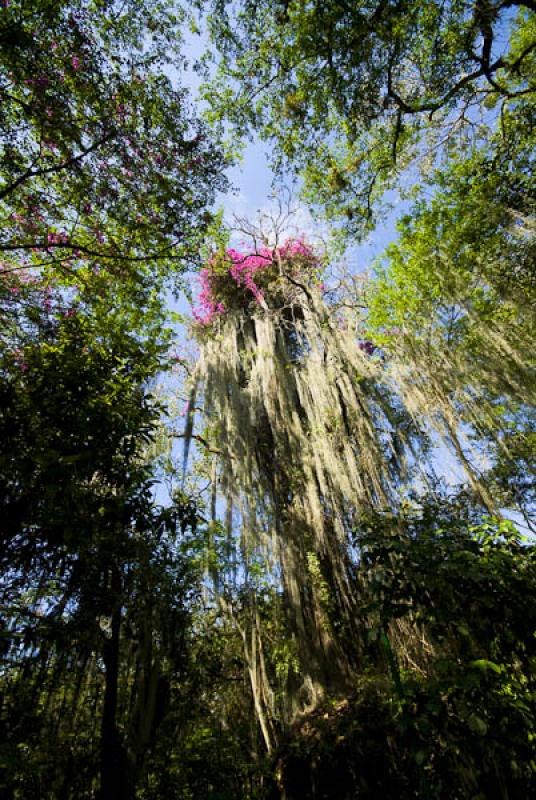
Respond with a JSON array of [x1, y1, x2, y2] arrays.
[[273, 499, 536, 799], [0, 266, 199, 798], [0, 4, 227, 798], [202, 0, 536, 234], [1, 2, 535, 798], [365, 101, 535, 522], [0, 0, 227, 287]]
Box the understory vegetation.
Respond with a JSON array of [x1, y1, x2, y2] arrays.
[[1, 1, 535, 798]]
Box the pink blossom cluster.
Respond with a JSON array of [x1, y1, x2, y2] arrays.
[[191, 270, 225, 325], [226, 246, 272, 304], [1, 264, 77, 323], [192, 238, 316, 326], [47, 230, 69, 245], [278, 239, 315, 260]]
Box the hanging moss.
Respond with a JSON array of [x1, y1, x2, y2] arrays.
[[185, 241, 424, 721]]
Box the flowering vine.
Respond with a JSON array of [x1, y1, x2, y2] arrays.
[[192, 238, 321, 326]]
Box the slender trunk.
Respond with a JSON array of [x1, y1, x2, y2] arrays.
[[125, 607, 162, 800], [99, 569, 125, 800]]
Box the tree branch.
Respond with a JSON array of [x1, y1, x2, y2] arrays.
[[0, 131, 116, 201]]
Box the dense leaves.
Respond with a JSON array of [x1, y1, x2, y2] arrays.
[[203, 0, 536, 233], [1, 0, 227, 285], [274, 503, 536, 799]]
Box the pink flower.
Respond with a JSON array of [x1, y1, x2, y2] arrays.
[[192, 238, 319, 326], [47, 230, 69, 245], [71, 56, 81, 70]]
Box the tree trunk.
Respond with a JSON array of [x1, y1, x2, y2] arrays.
[[99, 569, 126, 800]]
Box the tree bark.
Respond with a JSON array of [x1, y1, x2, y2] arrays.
[[99, 568, 126, 800]]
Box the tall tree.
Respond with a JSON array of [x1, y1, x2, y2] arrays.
[[365, 97, 535, 523], [185, 235, 424, 726], [0, 3, 227, 797], [0, 267, 200, 798]]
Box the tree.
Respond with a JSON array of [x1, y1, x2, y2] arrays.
[[365, 100, 535, 524], [203, 0, 535, 234], [0, 4, 228, 797], [1, 0, 227, 287], [0, 268, 198, 798], [184, 233, 426, 726], [178, 228, 536, 797], [200, 0, 535, 523]]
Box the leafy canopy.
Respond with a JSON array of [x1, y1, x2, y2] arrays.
[[203, 0, 535, 234]]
